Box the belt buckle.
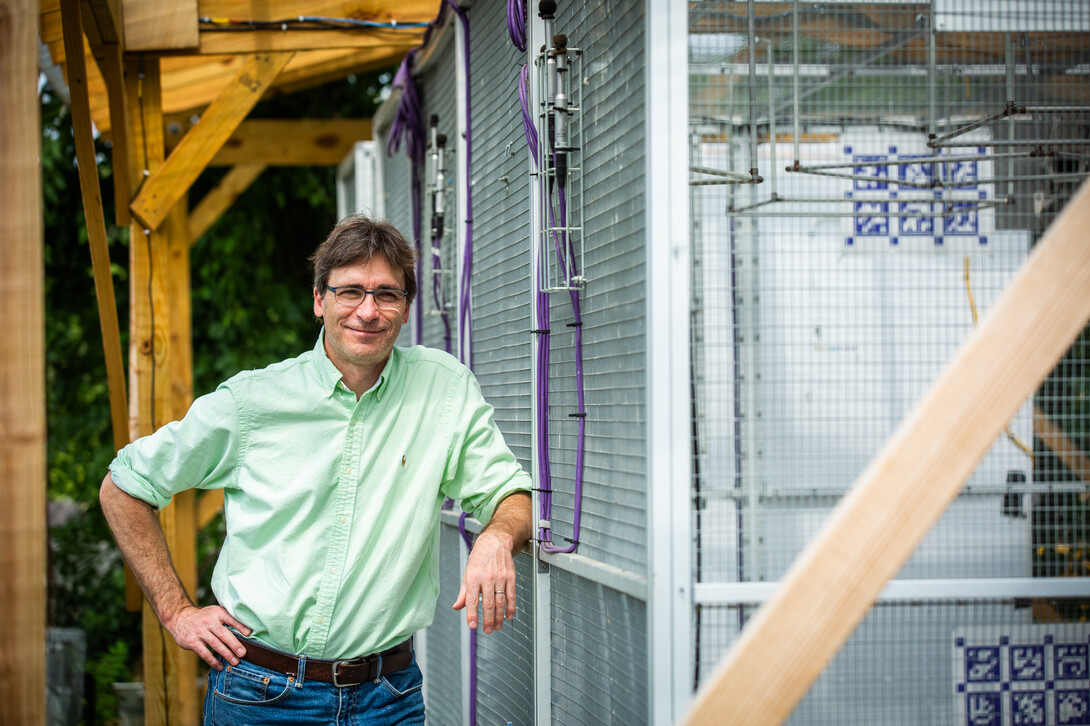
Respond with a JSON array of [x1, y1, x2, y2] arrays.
[[331, 660, 352, 688]]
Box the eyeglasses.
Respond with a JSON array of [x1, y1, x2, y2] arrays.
[[326, 285, 409, 310]]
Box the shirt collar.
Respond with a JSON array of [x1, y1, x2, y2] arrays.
[[311, 329, 398, 398]]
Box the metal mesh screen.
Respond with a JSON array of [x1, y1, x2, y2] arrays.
[[424, 521, 466, 725], [475, 553, 536, 726], [698, 599, 1090, 726], [376, 121, 414, 350], [550, 568, 649, 725], [690, 1, 1090, 722], [418, 27, 461, 353], [467, 0, 534, 467], [544, 0, 649, 574]]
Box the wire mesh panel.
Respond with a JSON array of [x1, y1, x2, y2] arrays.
[[543, 0, 649, 574], [377, 121, 414, 349], [418, 27, 460, 354], [467, 0, 534, 467], [690, 1, 1090, 723], [550, 568, 649, 725], [475, 553, 536, 726], [424, 521, 466, 726]]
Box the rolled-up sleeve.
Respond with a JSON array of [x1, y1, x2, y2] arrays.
[[441, 370, 532, 526], [109, 387, 242, 509]]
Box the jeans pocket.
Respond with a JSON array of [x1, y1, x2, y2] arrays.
[[378, 663, 424, 699], [214, 663, 293, 706]]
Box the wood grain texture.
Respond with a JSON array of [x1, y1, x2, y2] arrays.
[[61, 0, 130, 452], [0, 1, 47, 724], [129, 51, 293, 231], [211, 119, 371, 166], [682, 179, 1090, 726], [123, 0, 198, 50]]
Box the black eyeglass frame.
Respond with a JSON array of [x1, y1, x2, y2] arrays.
[[325, 285, 410, 310]]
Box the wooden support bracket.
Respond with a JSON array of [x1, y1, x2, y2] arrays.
[[129, 51, 293, 231], [681, 179, 1090, 726], [60, 0, 129, 452]]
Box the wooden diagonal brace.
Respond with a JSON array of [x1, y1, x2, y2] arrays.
[[682, 179, 1090, 726], [188, 163, 266, 246], [129, 51, 293, 231], [61, 0, 129, 452]]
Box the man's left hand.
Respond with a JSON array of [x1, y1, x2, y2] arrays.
[[452, 491, 532, 633], [453, 529, 517, 634]]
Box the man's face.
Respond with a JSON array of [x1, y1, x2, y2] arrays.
[[313, 255, 412, 378]]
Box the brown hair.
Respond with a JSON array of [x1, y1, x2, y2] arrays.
[[309, 215, 418, 303]]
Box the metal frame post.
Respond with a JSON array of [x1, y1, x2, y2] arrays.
[[527, 8, 554, 726], [647, 0, 694, 722]]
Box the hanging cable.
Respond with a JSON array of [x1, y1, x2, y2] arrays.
[[386, 51, 427, 343], [445, 0, 476, 369], [519, 25, 588, 555], [964, 256, 1034, 460], [506, 0, 527, 52], [429, 115, 453, 353], [198, 16, 431, 31]]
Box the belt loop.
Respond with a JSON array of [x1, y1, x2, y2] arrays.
[[295, 655, 307, 688], [374, 652, 383, 681]]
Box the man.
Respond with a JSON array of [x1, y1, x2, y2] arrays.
[[100, 215, 533, 725]]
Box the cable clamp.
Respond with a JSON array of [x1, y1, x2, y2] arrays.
[[568, 412, 586, 418], [565, 321, 583, 328], [538, 519, 551, 529], [530, 328, 551, 335], [561, 536, 579, 545]]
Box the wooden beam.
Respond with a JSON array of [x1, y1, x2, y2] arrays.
[[125, 56, 199, 726], [80, 0, 121, 46], [211, 119, 371, 166], [164, 202, 199, 726], [188, 163, 264, 245], [123, 0, 198, 51], [60, 0, 129, 451], [0, 2, 47, 725], [681, 179, 1090, 726], [129, 51, 293, 231]]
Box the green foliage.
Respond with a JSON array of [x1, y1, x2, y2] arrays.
[[43, 70, 389, 724]]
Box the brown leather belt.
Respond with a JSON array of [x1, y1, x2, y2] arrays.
[[238, 637, 413, 687]]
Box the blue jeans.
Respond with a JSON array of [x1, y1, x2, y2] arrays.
[[203, 651, 425, 725]]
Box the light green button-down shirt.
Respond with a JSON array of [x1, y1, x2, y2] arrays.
[[110, 333, 530, 659]]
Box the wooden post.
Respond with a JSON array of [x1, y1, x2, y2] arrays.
[[125, 55, 200, 726], [0, 2, 46, 724], [681, 179, 1090, 726]]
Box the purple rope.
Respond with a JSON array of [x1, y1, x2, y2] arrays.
[[457, 512, 477, 726], [432, 229, 453, 354], [520, 64, 588, 555], [445, 0, 474, 370], [506, 0, 527, 52], [387, 51, 427, 342]]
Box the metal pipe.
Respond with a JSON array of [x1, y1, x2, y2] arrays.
[[927, 10, 937, 183], [746, 0, 759, 180], [1005, 33, 1016, 198], [932, 139, 1090, 148], [767, 39, 777, 199], [792, 0, 800, 167], [793, 151, 1034, 170], [729, 197, 1010, 214]]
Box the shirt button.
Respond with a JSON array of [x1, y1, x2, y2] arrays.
[[339, 516, 347, 523], [346, 468, 353, 475], [350, 418, 357, 426], [317, 617, 325, 625], [330, 568, 337, 574]]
